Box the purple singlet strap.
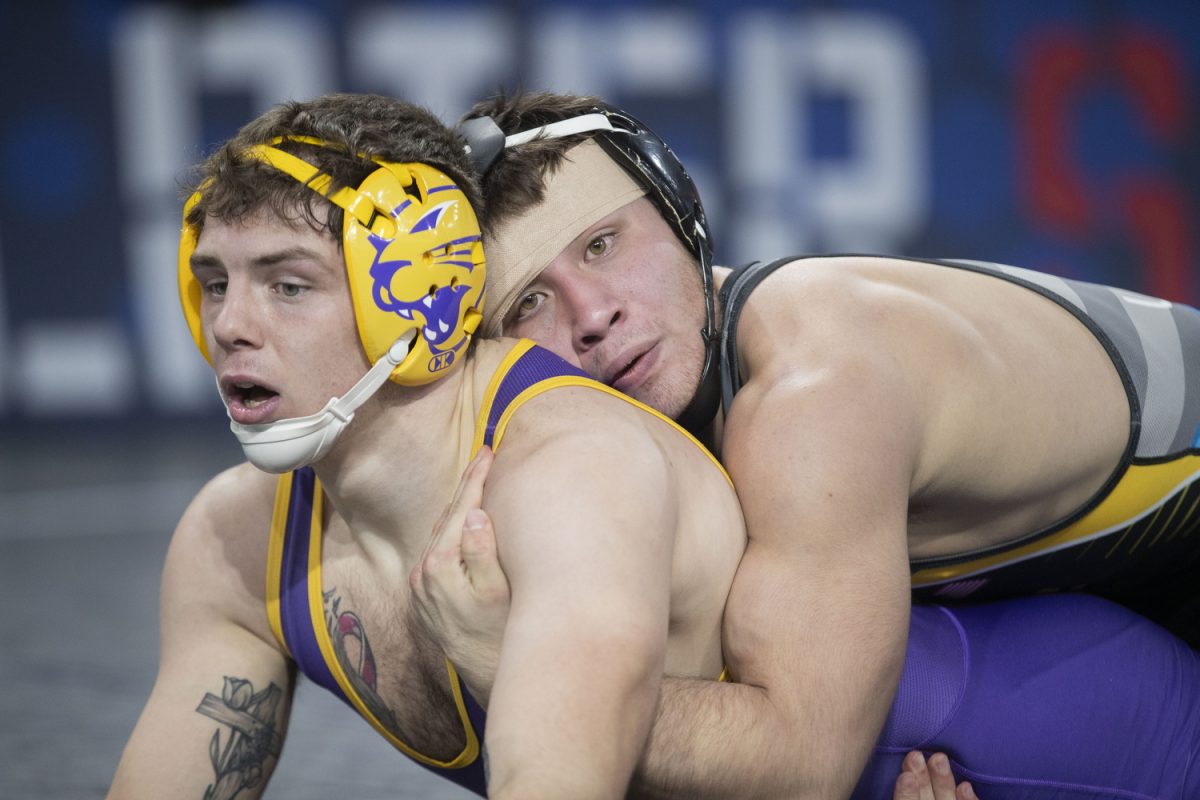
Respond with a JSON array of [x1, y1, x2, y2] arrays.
[[277, 467, 349, 703], [458, 676, 488, 753], [483, 345, 591, 449]]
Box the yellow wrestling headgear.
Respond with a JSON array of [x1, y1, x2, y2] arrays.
[[178, 135, 486, 386]]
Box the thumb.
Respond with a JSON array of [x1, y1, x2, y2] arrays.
[[461, 509, 509, 596]]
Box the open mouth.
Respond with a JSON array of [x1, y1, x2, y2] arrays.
[[220, 373, 285, 426], [228, 381, 279, 409]]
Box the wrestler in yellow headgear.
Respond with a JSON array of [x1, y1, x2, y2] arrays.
[[177, 136, 486, 472]]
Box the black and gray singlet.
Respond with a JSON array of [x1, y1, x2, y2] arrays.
[[719, 256, 1200, 643]]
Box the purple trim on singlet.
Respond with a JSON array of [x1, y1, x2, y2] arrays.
[[270, 345, 591, 797], [440, 687, 487, 798], [460, 684, 488, 746], [274, 466, 489, 796], [277, 467, 350, 704], [483, 344, 591, 449]]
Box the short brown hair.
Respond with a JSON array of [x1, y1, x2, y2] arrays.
[[184, 93, 481, 244], [462, 91, 604, 236]]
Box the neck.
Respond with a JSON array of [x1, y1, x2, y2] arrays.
[[311, 364, 479, 561]]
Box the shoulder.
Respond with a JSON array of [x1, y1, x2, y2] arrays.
[[726, 257, 934, 456], [162, 462, 280, 634], [172, 462, 277, 559], [491, 384, 691, 504], [481, 386, 689, 592], [497, 379, 734, 511], [502, 383, 668, 465], [733, 256, 941, 381], [734, 256, 903, 326]]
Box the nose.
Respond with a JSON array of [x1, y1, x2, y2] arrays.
[[563, 275, 621, 354], [208, 282, 262, 352]]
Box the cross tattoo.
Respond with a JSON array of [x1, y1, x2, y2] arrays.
[[196, 677, 284, 800]]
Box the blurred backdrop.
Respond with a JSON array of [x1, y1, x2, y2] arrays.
[[0, 0, 1197, 797], [1, 0, 1197, 431]]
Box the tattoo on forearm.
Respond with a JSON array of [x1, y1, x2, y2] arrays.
[[195, 676, 283, 800], [324, 588, 400, 730]]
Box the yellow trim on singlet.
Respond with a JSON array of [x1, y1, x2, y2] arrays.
[[266, 471, 293, 657], [477, 340, 733, 487], [476, 339, 733, 683], [269, 338, 732, 766], [470, 339, 535, 455], [298, 481, 481, 770], [912, 454, 1200, 586]]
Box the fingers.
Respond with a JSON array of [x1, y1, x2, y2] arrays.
[[461, 508, 510, 602], [422, 446, 495, 560], [927, 754, 958, 800], [452, 446, 494, 517], [893, 770, 921, 800], [895, 752, 975, 800], [413, 447, 497, 594], [903, 751, 935, 800]]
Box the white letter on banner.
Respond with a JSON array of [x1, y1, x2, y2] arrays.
[[531, 9, 708, 98], [347, 8, 513, 119], [728, 10, 927, 259]]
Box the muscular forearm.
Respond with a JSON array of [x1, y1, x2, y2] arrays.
[[629, 554, 907, 799], [630, 676, 857, 800]]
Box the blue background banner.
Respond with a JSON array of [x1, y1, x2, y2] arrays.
[[2, 0, 1197, 426]]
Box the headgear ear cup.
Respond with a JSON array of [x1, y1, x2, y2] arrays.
[[178, 138, 486, 387], [338, 160, 485, 385], [178, 187, 210, 362]]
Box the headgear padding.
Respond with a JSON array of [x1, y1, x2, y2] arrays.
[[481, 139, 644, 336]]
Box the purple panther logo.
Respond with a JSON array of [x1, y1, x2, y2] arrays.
[[366, 197, 480, 359]]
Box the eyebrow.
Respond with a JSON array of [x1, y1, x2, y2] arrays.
[[190, 246, 334, 274]]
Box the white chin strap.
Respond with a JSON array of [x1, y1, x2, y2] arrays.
[[229, 333, 415, 473]]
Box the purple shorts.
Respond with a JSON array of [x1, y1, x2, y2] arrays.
[[853, 594, 1200, 799]]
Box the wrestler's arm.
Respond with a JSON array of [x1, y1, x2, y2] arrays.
[[108, 466, 294, 800], [632, 355, 914, 797], [474, 391, 676, 799], [415, 479, 978, 800], [413, 306, 915, 796]]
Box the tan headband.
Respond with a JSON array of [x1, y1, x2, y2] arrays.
[[481, 139, 645, 336]]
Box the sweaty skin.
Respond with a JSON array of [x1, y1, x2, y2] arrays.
[[110, 201, 748, 799], [413, 446, 980, 800], [419, 203, 1135, 798]]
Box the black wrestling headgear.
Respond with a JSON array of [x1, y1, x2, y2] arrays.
[[458, 103, 722, 434]]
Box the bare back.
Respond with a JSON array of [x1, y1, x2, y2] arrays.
[[721, 255, 1200, 639], [724, 255, 1132, 557]]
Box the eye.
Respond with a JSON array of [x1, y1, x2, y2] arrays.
[[277, 282, 306, 298], [204, 280, 227, 298], [586, 235, 611, 257], [513, 291, 546, 319]]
